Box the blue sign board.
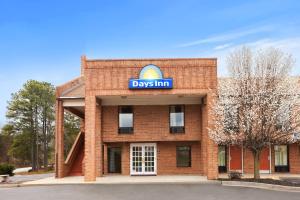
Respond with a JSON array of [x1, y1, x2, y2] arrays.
[[129, 78, 173, 89], [128, 64, 173, 89]]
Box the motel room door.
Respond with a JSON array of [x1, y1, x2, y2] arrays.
[[260, 147, 271, 173], [229, 145, 243, 172], [130, 143, 157, 175]]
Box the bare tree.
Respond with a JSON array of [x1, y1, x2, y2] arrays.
[[209, 47, 300, 179]]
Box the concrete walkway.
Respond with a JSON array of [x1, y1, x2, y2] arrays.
[[22, 175, 216, 185], [222, 180, 300, 192], [219, 173, 300, 180], [10, 173, 54, 183]]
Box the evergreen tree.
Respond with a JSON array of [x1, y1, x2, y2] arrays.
[[6, 80, 55, 170]]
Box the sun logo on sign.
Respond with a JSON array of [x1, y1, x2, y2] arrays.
[[139, 64, 163, 79]]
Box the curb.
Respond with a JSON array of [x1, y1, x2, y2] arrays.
[[0, 180, 221, 188], [221, 181, 300, 192], [5, 180, 300, 192], [0, 183, 21, 188]]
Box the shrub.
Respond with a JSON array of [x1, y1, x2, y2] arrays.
[[0, 163, 15, 176], [228, 171, 242, 180]]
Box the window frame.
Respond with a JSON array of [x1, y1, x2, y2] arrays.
[[169, 105, 185, 134], [274, 145, 290, 172], [218, 145, 227, 173], [176, 145, 191, 167], [107, 146, 122, 173], [118, 106, 134, 134]]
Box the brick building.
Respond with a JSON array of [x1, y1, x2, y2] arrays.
[[55, 57, 300, 182]]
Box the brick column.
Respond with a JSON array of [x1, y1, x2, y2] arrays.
[[201, 93, 218, 179], [84, 95, 102, 181], [55, 99, 64, 178], [103, 144, 108, 174], [95, 99, 102, 177]]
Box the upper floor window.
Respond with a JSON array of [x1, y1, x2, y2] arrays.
[[170, 105, 185, 133], [119, 106, 133, 134]]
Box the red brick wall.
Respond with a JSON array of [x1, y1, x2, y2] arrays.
[[57, 58, 218, 180], [103, 142, 202, 175], [84, 59, 217, 94], [157, 142, 202, 175], [289, 144, 300, 173], [103, 143, 131, 175], [270, 145, 275, 173], [201, 94, 218, 179], [102, 105, 202, 142], [83, 58, 217, 180], [243, 148, 254, 173]]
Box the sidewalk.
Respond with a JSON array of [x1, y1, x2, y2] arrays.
[[219, 173, 300, 180], [10, 173, 54, 183], [22, 175, 218, 185]]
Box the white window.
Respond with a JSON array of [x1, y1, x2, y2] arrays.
[[119, 106, 133, 134], [170, 105, 185, 133], [275, 145, 288, 166], [218, 146, 226, 167]]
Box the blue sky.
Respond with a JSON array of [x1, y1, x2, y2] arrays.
[[0, 0, 300, 126]]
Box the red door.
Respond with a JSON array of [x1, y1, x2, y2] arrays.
[[230, 146, 242, 171], [260, 147, 270, 171]]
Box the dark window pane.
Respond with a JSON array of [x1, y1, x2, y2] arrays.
[[108, 147, 122, 173], [120, 106, 132, 113], [170, 105, 184, 133], [170, 126, 185, 133], [170, 105, 183, 113], [176, 146, 191, 167]]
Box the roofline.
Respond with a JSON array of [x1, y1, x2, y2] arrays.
[[85, 57, 217, 62], [57, 97, 85, 100]]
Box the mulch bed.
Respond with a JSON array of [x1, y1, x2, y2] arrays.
[[219, 178, 300, 187]]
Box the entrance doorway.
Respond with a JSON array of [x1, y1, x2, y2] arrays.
[[108, 147, 122, 173], [260, 147, 271, 173], [229, 145, 243, 172], [130, 143, 157, 175]]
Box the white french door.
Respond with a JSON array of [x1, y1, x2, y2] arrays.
[[130, 143, 157, 175]]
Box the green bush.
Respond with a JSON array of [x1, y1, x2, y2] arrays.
[[0, 163, 15, 176]]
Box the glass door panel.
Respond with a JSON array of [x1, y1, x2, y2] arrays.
[[130, 143, 156, 175]]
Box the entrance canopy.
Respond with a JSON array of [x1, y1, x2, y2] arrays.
[[98, 94, 204, 105], [56, 76, 206, 120], [59, 94, 205, 119]]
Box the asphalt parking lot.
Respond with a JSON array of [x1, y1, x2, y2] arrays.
[[9, 173, 54, 183], [0, 184, 299, 200]]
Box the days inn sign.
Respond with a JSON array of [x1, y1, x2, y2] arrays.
[[129, 64, 173, 89]]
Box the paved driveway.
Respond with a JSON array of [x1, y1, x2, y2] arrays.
[[0, 184, 299, 200], [9, 173, 54, 183]]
